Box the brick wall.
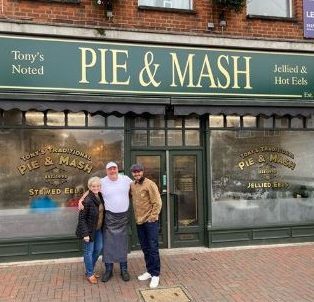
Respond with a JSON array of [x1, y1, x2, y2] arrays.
[[0, 0, 306, 40]]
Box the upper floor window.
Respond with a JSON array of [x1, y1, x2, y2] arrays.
[[247, 0, 293, 18], [138, 0, 193, 10]]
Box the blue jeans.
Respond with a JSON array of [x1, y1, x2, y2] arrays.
[[83, 229, 103, 277], [137, 221, 160, 277]]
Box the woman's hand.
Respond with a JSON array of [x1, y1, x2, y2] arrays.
[[83, 236, 90, 242]]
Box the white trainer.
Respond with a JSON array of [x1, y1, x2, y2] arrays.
[[138, 272, 151, 281], [149, 276, 160, 288]]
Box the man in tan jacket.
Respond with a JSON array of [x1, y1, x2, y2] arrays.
[[130, 163, 162, 288]]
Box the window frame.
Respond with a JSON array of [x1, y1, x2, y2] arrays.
[[138, 0, 194, 13], [246, 0, 294, 20]]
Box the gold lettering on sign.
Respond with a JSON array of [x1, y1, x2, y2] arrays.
[[170, 53, 252, 89], [79, 47, 130, 85]]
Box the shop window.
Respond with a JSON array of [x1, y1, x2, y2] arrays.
[[209, 115, 224, 128], [138, 0, 192, 10], [210, 130, 314, 228], [3, 109, 22, 125], [131, 130, 148, 146], [47, 111, 65, 127], [275, 116, 289, 128], [0, 129, 124, 239], [227, 116, 241, 128], [68, 112, 86, 127], [258, 116, 273, 128], [88, 113, 106, 127], [133, 117, 147, 128], [185, 130, 200, 146], [107, 115, 124, 127], [306, 115, 314, 128], [168, 130, 183, 146], [150, 130, 165, 146], [291, 117, 304, 129], [247, 0, 293, 18], [149, 116, 165, 128], [243, 116, 257, 128], [25, 111, 44, 126], [167, 117, 183, 128], [185, 116, 200, 128]]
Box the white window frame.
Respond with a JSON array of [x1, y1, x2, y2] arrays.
[[247, 0, 293, 18], [138, 0, 193, 11]]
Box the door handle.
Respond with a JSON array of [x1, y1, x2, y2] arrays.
[[170, 193, 179, 232]]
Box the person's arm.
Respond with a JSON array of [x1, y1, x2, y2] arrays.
[[147, 182, 162, 222], [77, 190, 89, 210], [77, 201, 90, 241]]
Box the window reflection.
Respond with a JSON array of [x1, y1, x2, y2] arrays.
[[275, 116, 289, 129], [168, 130, 182, 146], [3, 109, 22, 125], [68, 112, 86, 127], [211, 130, 314, 228], [291, 117, 304, 129], [243, 116, 256, 128], [173, 155, 198, 226], [167, 117, 183, 128], [226, 116, 240, 128], [150, 130, 165, 146], [131, 130, 147, 146], [185, 116, 199, 128], [209, 115, 224, 128], [185, 130, 200, 146], [25, 111, 44, 126], [47, 111, 65, 127], [0, 129, 123, 239], [107, 115, 124, 127], [149, 115, 165, 128], [259, 116, 273, 128], [88, 113, 105, 127]]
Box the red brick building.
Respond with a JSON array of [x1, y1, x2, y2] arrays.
[[0, 0, 313, 262]]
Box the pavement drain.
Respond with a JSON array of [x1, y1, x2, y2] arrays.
[[139, 286, 191, 302]]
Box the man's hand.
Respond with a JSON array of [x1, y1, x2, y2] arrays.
[[78, 198, 84, 210], [77, 190, 89, 210]]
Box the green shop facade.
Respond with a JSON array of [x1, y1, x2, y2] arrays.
[[0, 33, 314, 262]]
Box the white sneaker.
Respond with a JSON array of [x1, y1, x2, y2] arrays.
[[149, 276, 159, 288], [138, 272, 151, 281]]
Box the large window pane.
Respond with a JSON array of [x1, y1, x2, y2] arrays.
[[0, 129, 123, 239], [185, 130, 200, 146], [247, 0, 292, 18], [25, 111, 44, 126], [173, 155, 198, 226], [168, 130, 183, 146], [211, 130, 314, 228], [68, 112, 86, 127], [150, 130, 165, 146], [138, 0, 192, 10]]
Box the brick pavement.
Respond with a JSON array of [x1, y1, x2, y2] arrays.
[[0, 243, 313, 302]]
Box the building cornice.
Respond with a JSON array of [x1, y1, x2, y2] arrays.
[[0, 21, 313, 52]]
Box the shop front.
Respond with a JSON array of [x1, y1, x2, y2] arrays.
[[0, 33, 313, 261]]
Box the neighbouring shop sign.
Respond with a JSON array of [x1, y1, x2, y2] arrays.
[[304, 0, 314, 39], [0, 34, 313, 99]]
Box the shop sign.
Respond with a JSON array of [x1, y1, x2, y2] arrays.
[[0, 34, 313, 99], [304, 0, 314, 38], [237, 145, 296, 190]]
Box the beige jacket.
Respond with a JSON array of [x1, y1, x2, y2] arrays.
[[130, 178, 162, 225]]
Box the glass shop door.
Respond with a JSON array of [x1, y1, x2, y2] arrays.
[[131, 150, 204, 248]]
